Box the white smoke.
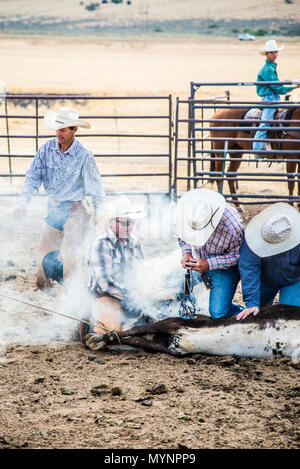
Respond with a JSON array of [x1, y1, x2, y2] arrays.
[[0, 194, 210, 350]]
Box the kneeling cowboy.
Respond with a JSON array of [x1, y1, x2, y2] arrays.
[[14, 107, 105, 289], [84, 198, 145, 342]]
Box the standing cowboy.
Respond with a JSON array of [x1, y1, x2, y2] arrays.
[[237, 203, 300, 320], [253, 39, 300, 159], [176, 188, 244, 319], [14, 107, 105, 289]]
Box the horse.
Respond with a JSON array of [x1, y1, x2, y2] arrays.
[[82, 304, 300, 360], [209, 105, 300, 210]]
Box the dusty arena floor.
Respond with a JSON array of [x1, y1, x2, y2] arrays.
[[0, 196, 299, 451]]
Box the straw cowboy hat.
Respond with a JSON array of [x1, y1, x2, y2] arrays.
[[259, 39, 284, 56], [176, 188, 226, 246], [106, 197, 146, 220], [44, 107, 91, 131], [245, 203, 300, 258]]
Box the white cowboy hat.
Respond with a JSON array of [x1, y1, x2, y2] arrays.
[[245, 203, 300, 257], [44, 107, 91, 131], [176, 188, 226, 246], [106, 197, 146, 220], [259, 39, 284, 55]]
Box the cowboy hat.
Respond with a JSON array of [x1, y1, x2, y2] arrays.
[[259, 39, 284, 55], [44, 107, 91, 131], [245, 203, 300, 257], [176, 188, 225, 246], [106, 197, 146, 220]]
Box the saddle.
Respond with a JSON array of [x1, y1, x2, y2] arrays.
[[242, 108, 296, 152]]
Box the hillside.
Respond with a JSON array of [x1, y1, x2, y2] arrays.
[[0, 0, 299, 37]]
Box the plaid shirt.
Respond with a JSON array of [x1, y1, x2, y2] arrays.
[[178, 204, 244, 270], [87, 228, 144, 300]]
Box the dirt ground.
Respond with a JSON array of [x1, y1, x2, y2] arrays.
[[0, 34, 300, 451], [0, 195, 299, 451]]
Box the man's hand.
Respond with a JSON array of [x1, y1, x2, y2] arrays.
[[185, 258, 209, 274], [181, 252, 193, 269], [14, 205, 26, 220], [236, 306, 260, 321]]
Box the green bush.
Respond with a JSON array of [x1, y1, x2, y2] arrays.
[[253, 29, 268, 36], [85, 2, 100, 10]]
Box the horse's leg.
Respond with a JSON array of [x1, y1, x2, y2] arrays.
[[286, 160, 296, 207], [227, 150, 243, 211], [210, 139, 224, 193]]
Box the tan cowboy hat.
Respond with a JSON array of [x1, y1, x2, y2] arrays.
[[176, 188, 225, 246], [106, 197, 146, 220], [44, 107, 91, 131], [245, 203, 300, 257], [259, 39, 284, 56]]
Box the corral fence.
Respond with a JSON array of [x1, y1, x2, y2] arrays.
[[1, 86, 300, 210], [173, 81, 300, 205], [0, 94, 173, 215]]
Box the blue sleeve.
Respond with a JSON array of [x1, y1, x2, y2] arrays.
[[19, 148, 44, 205], [238, 239, 262, 308], [82, 152, 106, 216]]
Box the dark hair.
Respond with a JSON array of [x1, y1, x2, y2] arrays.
[[68, 126, 75, 131]]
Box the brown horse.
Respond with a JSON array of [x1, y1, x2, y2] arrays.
[[209, 105, 300, 210]]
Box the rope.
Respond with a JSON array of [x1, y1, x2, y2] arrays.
[[0, 293, 112, 333]]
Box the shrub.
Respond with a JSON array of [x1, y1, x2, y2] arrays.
[[85, 2, 100, 10]]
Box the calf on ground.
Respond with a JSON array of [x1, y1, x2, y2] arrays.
[[82, 304, 300, 359]]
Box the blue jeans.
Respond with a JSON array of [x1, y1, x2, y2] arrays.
[[253, 93, 280, 151], [186, 266, 243, 319], [45, 200, 73, 232], [260, 279, 300, 307]]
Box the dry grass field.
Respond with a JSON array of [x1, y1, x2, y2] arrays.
[[0, 2, 300, 451]]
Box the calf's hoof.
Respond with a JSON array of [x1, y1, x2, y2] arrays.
[[84, 333, 107, 351]]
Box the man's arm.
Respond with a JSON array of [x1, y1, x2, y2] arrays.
[[14, 149, 44, 219], [238, 239, 262, 309], [82, 152, 106, 218]]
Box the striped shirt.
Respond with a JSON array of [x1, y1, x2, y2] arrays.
[[87, 228, 144, 300], [178, 204, 244, 270], [19, 137, 105, 216]]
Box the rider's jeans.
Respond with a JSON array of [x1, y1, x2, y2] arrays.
[[253, 93, 280, 151]]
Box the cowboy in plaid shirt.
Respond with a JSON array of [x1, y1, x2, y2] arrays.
[[85, 198, 145, 341], [176, 189, 244, 319], [88, 227, 144, 301]]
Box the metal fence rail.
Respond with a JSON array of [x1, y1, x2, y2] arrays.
[[0, 94, 173, 196], [173, 81, 300, 205]]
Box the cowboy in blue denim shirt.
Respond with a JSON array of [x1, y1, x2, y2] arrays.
[[237, 203, 300, 321], [14, 107, 105, 289], [253, 39, 300, 159]]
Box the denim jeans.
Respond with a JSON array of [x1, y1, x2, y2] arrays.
[[260, 279, 300, 307], [253, 93, 280, 151], [187, 266, 243, 319]]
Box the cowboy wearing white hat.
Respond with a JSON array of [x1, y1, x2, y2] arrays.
[[253, 39, 300, 159], [176, 188, 244, 319], [14, 106, 105, 289], [237, 203, 300, 321], [82, 197, 146, 348]]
